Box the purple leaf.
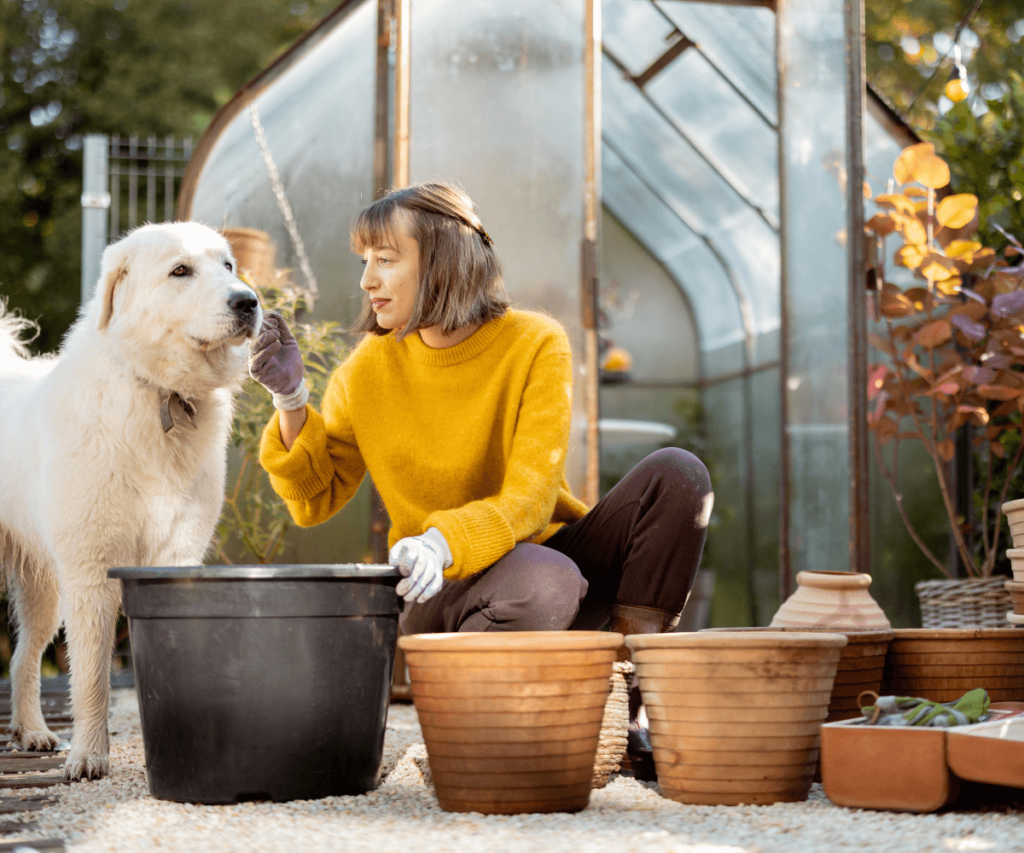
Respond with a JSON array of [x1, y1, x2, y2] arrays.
[[951, 313, 987, 341], [991, 291, 1024, 318], [960, 288, 986, 304]]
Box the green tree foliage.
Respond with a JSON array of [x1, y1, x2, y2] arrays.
[[867, 0, 1024, 125], [0, 0, 338, 351]]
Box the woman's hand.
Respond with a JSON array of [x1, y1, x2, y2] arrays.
[[390, 527, 452, 603], [249, 313, 307, 408]]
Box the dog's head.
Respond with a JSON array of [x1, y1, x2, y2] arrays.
[[93, 222, 262, 393]]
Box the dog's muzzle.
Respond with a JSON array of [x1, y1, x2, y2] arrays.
[[228, 290, 261, 337]]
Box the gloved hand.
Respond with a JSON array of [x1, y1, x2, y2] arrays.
[[390, 527, 452, 604], [249, 312, 307, 410]]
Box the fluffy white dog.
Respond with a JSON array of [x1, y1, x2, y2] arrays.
[[0, 221, 261, 780]]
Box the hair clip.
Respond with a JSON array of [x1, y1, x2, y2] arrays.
[[478, 228, 493, 247]]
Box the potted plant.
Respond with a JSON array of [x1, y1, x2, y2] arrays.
[[866, 141, 1023, 628]]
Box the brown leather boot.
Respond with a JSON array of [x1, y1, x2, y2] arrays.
[[608, 603, 680, 781]]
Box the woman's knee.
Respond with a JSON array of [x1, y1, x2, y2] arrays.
[[484, 544, 588, 630], [636, 447, 713, 527]]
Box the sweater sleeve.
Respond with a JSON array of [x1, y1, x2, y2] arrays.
[[424, 332, 575, 580], [259, 370, 368, 528]]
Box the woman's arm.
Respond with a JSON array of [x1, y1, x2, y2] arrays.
[[279, 406, 307, 451]]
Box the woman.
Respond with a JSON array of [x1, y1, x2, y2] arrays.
[[250, 181, 712, 650]]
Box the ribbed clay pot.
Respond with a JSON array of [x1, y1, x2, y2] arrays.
[[703, 627, 893, 722], [1002, 499, 1024, 549], [884, 628, 1024, 703], [398, 631, 621, 815], [1009, 550, 1024, 584], [770, 571, 891, 630], [627, 632, 846, 806], [220, 226, 277, 285], [1006, 580, 1024, 616]]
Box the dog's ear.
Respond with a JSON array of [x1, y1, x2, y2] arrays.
[[97, 264, 127, 330]]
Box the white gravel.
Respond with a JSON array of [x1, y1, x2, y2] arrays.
[[2, 688, 1021, 853]]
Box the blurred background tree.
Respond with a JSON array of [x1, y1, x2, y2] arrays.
[[0, 0, 338, 352]]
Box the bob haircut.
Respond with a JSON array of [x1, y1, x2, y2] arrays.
[[350, 182, 509, 339]]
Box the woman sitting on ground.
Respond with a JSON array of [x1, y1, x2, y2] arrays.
[[249, 182, 714, 764]]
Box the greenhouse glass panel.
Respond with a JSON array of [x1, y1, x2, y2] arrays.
[[409, 0, 588, 492], [647, 49, 778, 226], [602, 0, 678, 76], [656, 0, 777, 126], [601, 143, 746, 368]]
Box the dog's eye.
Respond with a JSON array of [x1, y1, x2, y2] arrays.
[[170, 265, 191, 277], [224, 261, 233, 272]]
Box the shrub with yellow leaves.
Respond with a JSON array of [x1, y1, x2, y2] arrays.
[[867, 142, 1024, 579]]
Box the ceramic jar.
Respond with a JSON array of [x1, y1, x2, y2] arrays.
[[884, 628, 1024, 703], [1006, 580, 1024, 616], [627, 632, 846, 806], [770, 571, 891, 630], [398, 631, 621, 815], [1008, 549, 1024, 584]]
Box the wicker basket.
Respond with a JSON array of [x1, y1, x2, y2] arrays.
[[591, 660, 632, 789], [915, 578, 1013, 629]]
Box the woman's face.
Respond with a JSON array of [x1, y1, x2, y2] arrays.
[[358, 212, 419, 332]]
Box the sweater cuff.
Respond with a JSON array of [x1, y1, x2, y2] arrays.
[[427, 505, 517, 581], [259, 406, 334, 501]]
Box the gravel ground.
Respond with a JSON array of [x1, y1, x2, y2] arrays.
[[4, 688, 1022, 853]]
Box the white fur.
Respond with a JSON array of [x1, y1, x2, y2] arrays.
[[0, 222, 261, 780]]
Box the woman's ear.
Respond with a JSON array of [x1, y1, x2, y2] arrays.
[[97, 263, 128, 330]]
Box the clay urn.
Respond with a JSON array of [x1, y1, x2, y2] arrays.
[[627, 631, 846, 806], [1002, 499, 1024, 549], [1009, 549, 1024, 584], [770, 571, 891, 630], [398, 630, 622, 815], [220, 226, 277, 285], [884, 628, 1024, 703]]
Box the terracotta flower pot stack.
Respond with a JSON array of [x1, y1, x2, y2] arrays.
[[627, 632, 847, 806], [702, 627, 893, 722], [398, 631, 622, 815], [884, 628, 1024, 702], [1002, 500, 1024, 628]]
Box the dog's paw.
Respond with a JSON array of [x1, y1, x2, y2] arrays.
[[63, 751, 109, 782], [9, 724, 61, 752]]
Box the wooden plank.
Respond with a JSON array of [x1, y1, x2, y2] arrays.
[[0, 776, 68, 791], [0, 799, 58, 815], [0, 754, 65, 761], [0, 821, 38, 834], [0, 839, 64, 851], [0, 758, 64, 774]]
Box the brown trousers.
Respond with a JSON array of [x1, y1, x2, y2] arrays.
[[399, 447, 713, 634]]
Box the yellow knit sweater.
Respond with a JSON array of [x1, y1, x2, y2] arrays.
[[259, 309, 588, 581]]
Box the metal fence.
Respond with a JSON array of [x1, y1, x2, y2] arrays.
[[80, 133, 193, 302]]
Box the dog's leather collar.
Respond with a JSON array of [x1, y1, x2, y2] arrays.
[[160, 392, 198, 434]]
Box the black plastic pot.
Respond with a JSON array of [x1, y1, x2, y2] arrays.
[[108, 565, 401, 804]]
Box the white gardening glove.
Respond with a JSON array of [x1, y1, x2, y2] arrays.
[[390, 527, 452, 604]]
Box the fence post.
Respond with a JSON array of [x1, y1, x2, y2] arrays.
[[80, 134, 110, 304]]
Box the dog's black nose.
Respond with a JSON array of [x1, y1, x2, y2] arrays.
[[228, 291, 258, 317]]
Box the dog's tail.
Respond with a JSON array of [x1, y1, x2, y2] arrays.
[[0, 299, 39, 365]]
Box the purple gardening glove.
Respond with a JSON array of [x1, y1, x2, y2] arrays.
[[248, 312, 305, 396]]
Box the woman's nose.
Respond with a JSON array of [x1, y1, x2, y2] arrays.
[[359, 266, 376, 292]]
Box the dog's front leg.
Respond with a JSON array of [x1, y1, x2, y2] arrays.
[[8, 565, 62, 751], [60, 574, 121, 781]]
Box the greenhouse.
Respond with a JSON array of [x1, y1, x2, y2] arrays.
[[177, 0, 921, 626]]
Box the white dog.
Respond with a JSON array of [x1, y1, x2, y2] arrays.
[[0, 221, 261, 780]]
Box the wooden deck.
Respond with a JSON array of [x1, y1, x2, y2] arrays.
[[0, 673, 135, 852]]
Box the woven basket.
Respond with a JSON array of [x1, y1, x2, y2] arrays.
[[915, 578, 1013, 629], [591, 660, 632, 788]]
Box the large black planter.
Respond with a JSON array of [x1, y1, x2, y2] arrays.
[[108, 565, 401, 804]]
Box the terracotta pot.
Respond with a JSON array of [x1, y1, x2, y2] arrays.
[[702, 627, 892, 722], [1009, 549, 1024, 584], [1006, 580, 1024, 615], [883, 628, 1024, 703], [769, 572, 891, 630], [627, 632, 846, 806], [1003, 499, 1024, 548], [398, 631, 621, 815], [220, 226, 278, 285]]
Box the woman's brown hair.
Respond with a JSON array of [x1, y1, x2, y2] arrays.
[[350, 182, 509, 338]]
